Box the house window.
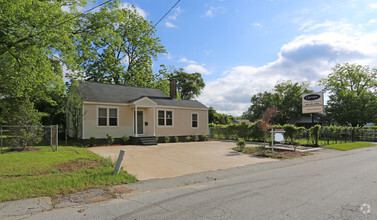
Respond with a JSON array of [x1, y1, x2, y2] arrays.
[[98, 108, 118, 127], [109, 109, 118, 126], [192, 113, 198, 128], [98, 108, 107, 126], [158, 110, 173, 126]]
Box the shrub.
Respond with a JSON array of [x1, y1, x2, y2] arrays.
[[155, 136, 159, 143], [164, 136, 170, 143], [200, 135, 208, 141], [122, 135, 129, 145], [255, 145, 269, 157], [172, 136, 178, 142], [106, 134, 114, 145], [185, 136, 192, 142], [192, 135, 199, 142], [89, 137, 96, 147], [236, 138, 246, 150]]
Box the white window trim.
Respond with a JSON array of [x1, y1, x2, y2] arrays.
[[96, 106, 119, 127], [191, 112, 199, 129], [157, 109, 174, 128]]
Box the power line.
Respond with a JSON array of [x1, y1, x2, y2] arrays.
[[153, 0, 181, 28], [8, 0, 113, 48]]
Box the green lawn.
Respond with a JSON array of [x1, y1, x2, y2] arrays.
[[0, 146, 137, 202], [323, 142, 376, 151]]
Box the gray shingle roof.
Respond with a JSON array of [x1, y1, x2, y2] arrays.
[[76, 82, 207, 109]]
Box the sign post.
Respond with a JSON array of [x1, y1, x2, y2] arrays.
[[302, 92, 324, 126], [270, 129, 285, 152], [114, 150, 126, 175]]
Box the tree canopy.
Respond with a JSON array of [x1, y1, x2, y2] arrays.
[[73, 4, 166, 87], [0, 0, 87, 125], [243, 81, 313, 125], [208, 106, 234, 125], [319, 63, 377, 127]]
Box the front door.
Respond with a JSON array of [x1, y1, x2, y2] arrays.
[[134, 111, 144, 135]]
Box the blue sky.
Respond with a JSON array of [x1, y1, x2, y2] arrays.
[[84, 0, 377, 115]]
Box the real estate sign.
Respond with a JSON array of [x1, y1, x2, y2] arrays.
[[302, 92, 324, 114]]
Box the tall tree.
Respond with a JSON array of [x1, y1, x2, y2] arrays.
[[319, 63, 377, 127], [208, 106, 234, 124], [73, 4, 166, 86], [0, 0, 86, 124], [173, 69, 206, 100], [243, 81, 312, 125]]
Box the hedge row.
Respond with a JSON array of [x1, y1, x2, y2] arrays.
[[210, 122, 377, 146]]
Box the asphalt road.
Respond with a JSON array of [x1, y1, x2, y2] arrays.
[[26, 146, 377, 220]]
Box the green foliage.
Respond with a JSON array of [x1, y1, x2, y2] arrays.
[[255, 145, 269, 157], [309, 125, 321, 147], [192, 135, 199, 142], [172, 136, 178, 143], [173, 70, 206, 100], [200, 135, 209, 141], [243, 80, 313, 125], [122, 135, 130, 145], [106, 134, 114, 145], [89, 137, 96, 147], [236, 138, 246, 150], [164, 136, 170, 143], [2, 98, 43, 150], [75, 4, 166, 86], [185, 136, 192, 142], [208, 106, 234, 125], [155, 136, 159, 143], [66, 81, 83, 140], [319, 63, 377, 127]]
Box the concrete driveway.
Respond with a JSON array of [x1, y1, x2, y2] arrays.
[[89, 141, 275, 180]]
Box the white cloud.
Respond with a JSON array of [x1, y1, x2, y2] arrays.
[[184, 64, 211, 75], [165, 21, 177, 28], [164, 6, 182, 28], [368, 3, 377, 8], [178, 57, 196, 64], [198, 30, 377, 116], [253, 22, 263, 27], [120, 3, 147, 18], [204, 7, 222, 18]]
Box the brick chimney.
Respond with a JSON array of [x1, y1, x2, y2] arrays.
[[169, 78, 177, 99]]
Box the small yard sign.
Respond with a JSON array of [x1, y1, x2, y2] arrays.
[[302, 92, 324, 114]]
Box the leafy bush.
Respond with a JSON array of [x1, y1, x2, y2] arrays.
[[192, 135, 199, 142], [172, 136, 178, 142], [89, 137, 96, 147], [155, 136, 159, 143], [255, 145, 269, 157], [309, 125, 321, 147], [164, 136, 170, 143], [236, 138, 246, 150], [200, 135, 208, 141], [122, 135, 129, 145], [106, 134, 114, 145], [185, 136, 192, 142]]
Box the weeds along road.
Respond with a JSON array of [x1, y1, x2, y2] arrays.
[[27, 146, 377, 220]]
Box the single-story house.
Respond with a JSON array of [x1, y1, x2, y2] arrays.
[[66, 81, 209, 145]]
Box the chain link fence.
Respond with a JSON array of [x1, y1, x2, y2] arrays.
[[0, 125, 58, 154]]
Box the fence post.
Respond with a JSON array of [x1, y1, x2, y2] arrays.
[[50, 125, 53, 146], [1, 126, 2, 154], [55, 125, 58, 151]]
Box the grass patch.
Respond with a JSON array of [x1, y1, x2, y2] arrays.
[[323, 142, 376, 151], [0, 146, 137, 202], [233, 146, 310, 160]]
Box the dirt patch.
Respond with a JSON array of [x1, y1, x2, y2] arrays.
[[112, 186, 133, 195], [236, 147, 310, 159], [55, 159, 101, 173]]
